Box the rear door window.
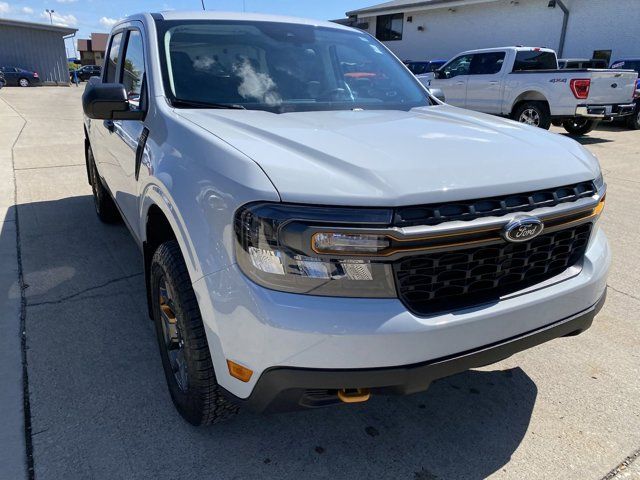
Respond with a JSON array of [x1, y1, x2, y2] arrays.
[[513, 51, 557, 71], [105, 32, 123, 83], [470, 52, 505, 75]]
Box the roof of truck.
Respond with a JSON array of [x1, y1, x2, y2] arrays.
[[141, 11, 352, 31], [456, 46, 555, 56]]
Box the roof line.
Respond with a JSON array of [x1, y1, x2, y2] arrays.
[[0, 17, 77, 35], [346, 0, 496, 17]]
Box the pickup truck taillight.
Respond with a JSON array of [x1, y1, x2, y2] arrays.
[[570, 79, 590, 99]]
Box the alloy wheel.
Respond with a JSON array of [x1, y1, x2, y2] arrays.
[[158, 278, 189, 392], [19, 78, 29, 87], [519, 108, 540, 126]]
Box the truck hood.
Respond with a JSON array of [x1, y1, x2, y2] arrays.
[[177, 105, 600, 206]]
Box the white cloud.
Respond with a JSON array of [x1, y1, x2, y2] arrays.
[[99, 16, 120, 28], [21, 6, 33, 14], [0, 2, 10, 15], [56, 0, 78, 3], [40, 10, 78, 26]]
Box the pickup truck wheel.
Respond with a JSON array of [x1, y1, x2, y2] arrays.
[[562, 119, 599, 136], [513, 101, 551, 130], [88, 146, 120, 223], [626, 109, 640, 130], [150, 241, 239, 426]]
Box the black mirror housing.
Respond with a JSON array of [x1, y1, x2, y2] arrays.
[[82, 83, 144, 120]]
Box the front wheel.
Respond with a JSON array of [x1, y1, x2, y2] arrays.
[[562, 118, 599, 136], [150, 241, 239, 426], [626, 108, 640, 130], [513, 101, 551, 130], [19, 78, 30, 87]]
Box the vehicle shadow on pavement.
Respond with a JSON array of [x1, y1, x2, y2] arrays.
[[2, 196, 538, 480]]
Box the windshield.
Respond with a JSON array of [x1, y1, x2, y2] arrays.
[[157, 20, 431, 113]]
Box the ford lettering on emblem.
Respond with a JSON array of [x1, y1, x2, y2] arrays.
[[503, 217, 544, 243]]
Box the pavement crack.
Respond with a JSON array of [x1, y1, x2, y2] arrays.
[[27, 273, 143, 307], [14, 163, 86, 171], [601, 447, 640, 480], [3, 95, 35, 480], [606, 284, 640, 303]]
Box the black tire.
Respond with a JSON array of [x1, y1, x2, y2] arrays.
[[626, 108, 640, 130], [562, 118, 599, 136], [18, 78, 30, 87], [150, 241, 239, 426], [513, 101, 551, 130], [87, 144, 120, 223]]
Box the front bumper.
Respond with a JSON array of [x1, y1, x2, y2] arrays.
[[239, 291, 606, 412], [576, 103, 636, 119], [193, 227, 610, 402]]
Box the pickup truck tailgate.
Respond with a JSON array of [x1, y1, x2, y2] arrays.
[[586, 70, 637, 103]]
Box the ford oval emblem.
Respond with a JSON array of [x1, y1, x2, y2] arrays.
[[611, 83, 618, 88], [503, 217, 544, 243]]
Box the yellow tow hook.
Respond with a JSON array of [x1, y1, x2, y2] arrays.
[[337, 388, 371, 404]]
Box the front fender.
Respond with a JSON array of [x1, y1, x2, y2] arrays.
[[138, 106, 280, 284]]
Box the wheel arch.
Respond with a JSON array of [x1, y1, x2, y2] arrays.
[[510, 91, 550, 116], [143, 203, 178, 318]]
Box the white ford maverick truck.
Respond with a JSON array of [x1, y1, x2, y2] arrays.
[[82, 12, 610, 425]]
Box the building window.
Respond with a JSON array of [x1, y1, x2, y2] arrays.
[[376, 13, 403, 41]]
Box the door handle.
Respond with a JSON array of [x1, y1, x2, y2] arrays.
[[489, 81, 499, 85], [104, 120, 115, 133], [456, 81, 465, 85]]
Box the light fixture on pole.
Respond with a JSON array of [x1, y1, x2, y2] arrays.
[[45, 9, 55, 24]]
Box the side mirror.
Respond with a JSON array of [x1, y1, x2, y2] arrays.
[[82, 83, 143, 120], [428, 88, 446, 103]]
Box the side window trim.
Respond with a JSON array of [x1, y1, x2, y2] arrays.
[[103, 29, 126, 83], [121, 27, 148, 115]]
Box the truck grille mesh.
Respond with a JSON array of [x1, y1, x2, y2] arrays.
[[394, 182, 596, 227], [393, 223, 592, 316]]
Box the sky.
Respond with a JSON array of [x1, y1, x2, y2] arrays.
[[0, 0, 377, 57]]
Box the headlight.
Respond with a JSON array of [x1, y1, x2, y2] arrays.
[[234, 203, 397, 297], [593, 171, 604, 191]]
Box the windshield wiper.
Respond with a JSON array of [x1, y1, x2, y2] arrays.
[[171, 98, 246, 110]]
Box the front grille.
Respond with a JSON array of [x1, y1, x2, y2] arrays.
[[394, 181, 596, 227], [393, 223, 592, 316]]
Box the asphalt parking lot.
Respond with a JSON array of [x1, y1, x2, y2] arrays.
[[0, 86, 638, 480]]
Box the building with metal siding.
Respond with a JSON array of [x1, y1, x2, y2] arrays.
[[346, 0, 640, 65], [0, 18, 77, 85]]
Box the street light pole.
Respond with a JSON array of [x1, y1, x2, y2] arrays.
[[45, 9, 55, 24], [200, 0, 205, 10]]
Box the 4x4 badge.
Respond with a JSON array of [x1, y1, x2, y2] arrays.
[[503, 217, 544, 243]]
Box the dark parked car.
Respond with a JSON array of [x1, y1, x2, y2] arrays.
[[75, 65, 102, 81], [403, 59, 446, 75], [0, 66, 40, 87], [0, 71, 5, 89], [610, 58, 640, 130]]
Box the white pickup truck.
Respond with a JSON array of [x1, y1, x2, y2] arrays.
[[421, 47, 638, 135]]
